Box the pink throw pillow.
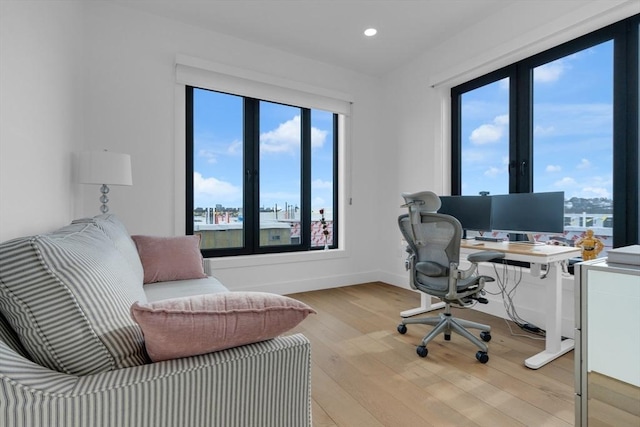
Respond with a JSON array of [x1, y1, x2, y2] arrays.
[[130, 292, 315, 362], [131, 235, 207, 284]]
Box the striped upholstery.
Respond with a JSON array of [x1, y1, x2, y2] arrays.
[[0, 310, 29, 359], [0, 333, 312, 427], [0, 215, 313, 426], [0, 222, 148, 375], [72, 214, 145, 284]]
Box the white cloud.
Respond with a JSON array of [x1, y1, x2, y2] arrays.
[[534, 124, 555, 137], [227, 139, 242, 155], [470, 124, 502, 144], [311, 127, 328, 149], [470, 114, 508, 145], [260, 115, 327, 154], [312, 196, 326, 209], [534, 60, 566, 83], [554, 177, 577, 187], [546, 164, 562, 172], [312, 179, 332, 189], [581, 186, 610, 198], [261, 116, 301, 153], [577, 158, 591, 169], [196, 139, 242, 164], [193, 172, 240, 202], [484, 167, 502, 177], [494, 115, 508, 126], [198, 149, 218, 164], [549, 173, 612, 199], [533, 103, 612, 139]]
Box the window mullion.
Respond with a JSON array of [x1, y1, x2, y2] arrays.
[[514, 64, 533, 194], [331, 114, 339, 248], [301, 109, 312, 248], [244, 98, 259, 253], [613, 19, 639, 246], [451, 90, 462, 195], [185, 86, 195, 236]]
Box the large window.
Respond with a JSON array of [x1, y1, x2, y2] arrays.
[[186, 86, 338, 257], [452, 15, 639, 252]]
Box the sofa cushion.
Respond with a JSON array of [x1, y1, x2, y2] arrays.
[[144, 276, 228, 302], [0, 222, 148, 375], [130, 292, 315, 362], [72, 214, 144, 284], [131, 235, 207, 284], [0, 310, 30, 359]]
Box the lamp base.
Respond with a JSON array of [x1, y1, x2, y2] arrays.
[[99, 184, 110, 213]]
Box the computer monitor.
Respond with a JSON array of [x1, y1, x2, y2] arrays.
[[490, 191, 565, 241], [438, 195, 493, 237]]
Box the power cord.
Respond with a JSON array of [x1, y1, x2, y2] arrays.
[[485, 261, 546, 339]]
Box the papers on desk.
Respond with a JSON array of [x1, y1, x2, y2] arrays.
[[607, 245, 640, 266]]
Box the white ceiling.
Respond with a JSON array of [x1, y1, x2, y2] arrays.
[[110, 0, 509, 77]]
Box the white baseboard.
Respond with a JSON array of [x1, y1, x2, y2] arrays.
[[224, 270, 381, 295]]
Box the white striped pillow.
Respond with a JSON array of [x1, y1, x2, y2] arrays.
[[0, 222, 148, 375]]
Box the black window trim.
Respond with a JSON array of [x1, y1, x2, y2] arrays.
[[451, 14, 639, 248], [186, 85, 340, 257]]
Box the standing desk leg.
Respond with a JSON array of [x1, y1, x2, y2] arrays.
[[525, 262, 574, 369], [400, 292, 445, 318]]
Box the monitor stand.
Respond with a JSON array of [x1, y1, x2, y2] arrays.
[[509, 233, 545, 246]]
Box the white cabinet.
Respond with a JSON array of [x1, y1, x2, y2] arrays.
[[575, 259, 640, 426]]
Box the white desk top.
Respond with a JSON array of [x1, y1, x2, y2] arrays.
[[461, 239, 581, 263]]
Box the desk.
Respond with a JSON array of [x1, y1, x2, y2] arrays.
[[401, 240, 581, 369]]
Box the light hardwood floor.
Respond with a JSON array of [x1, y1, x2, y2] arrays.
[[288, 282, 575, 427]]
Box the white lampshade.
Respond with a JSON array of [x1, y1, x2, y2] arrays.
[[79, 150, 133, 186]]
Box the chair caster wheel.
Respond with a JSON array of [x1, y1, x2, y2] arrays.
[[397, 324, 407, 334], [416, 346, 428, 358], [480, 331, 491, 342], [444, 334, 451, 341], [476, 351, 489, 363]]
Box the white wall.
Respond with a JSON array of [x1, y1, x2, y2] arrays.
[[0, 1, 85, 241], [77, 2, 386, 293]]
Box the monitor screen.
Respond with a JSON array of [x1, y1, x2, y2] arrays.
[[438, 195, 492, 232], [490, 191, 565, 234]]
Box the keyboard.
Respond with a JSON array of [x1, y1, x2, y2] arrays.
[[509, 240, 545, 246], [474, 236, 503, 242]]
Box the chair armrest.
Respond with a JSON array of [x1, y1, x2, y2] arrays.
[[1, 334, 312, 427], [467, 250, 505, 264], [454, 250, 505, 281]]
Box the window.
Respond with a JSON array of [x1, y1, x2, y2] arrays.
[[186, 86, 339, 257], [452, 15, 639, 251]]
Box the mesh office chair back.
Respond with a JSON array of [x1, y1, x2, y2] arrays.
[[397, 201, 503, 363], [398, 213, 478, 296]]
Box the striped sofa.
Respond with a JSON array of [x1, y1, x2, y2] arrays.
[[0, 215, 312, 427]]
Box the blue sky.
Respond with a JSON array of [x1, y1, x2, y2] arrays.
[[460, 40, 614, 200], [193, 89, 334, 215]]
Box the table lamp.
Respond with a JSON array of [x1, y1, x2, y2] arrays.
[[79, 150, 132, 213]]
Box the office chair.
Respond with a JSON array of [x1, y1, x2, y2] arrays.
[[397, 191, 504, 363]]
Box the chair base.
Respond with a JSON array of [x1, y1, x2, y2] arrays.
[[399, 310, 491, 355]]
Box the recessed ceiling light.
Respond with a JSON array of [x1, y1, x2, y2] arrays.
[[364, 28, 377, 37]]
